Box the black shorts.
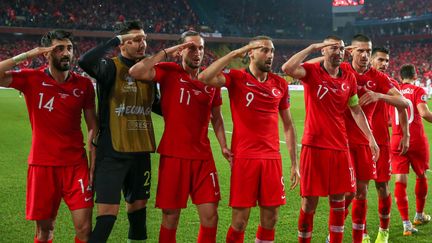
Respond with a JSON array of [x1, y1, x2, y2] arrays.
[[94, 153, 151, 204]]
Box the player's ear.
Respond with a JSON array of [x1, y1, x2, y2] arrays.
[[321, 48, 325, 56]]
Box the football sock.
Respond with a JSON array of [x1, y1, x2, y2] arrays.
[[329, 199, 345, 243], [255, 225, 275, 242], [128, 207, 147, 241], [297, 209, 314, 243], [351, 199, 367, 243], [88, 215, 117, 243], [395, 182, 409, 221], [344, 197, 353, 219], [34, 236, 53, 243], [159, 225, 177, 243], [415, 177, 428, 214], [226, 226, 244, 243], [197, 224, 217, 243], [378, 194, 392, 230]]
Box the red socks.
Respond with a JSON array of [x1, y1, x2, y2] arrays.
[[159, 225, 177, 243], [197, 225, 217, 243], [226, 226, 244, 243], [351, 199, 367, 243], [329, 199, 345, 243], [395, 182, 409, 221], [298, 209, 314, 243], [256, 225, 275, 242], [415, 177, 428, 213], [34, 237, 53, 243], [378, 195, 392, 229], [74, 236, 86, 243]]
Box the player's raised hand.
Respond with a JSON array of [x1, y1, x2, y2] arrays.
[[369, 139, 380, 162], [359, 88, 381, 106], [290, 164, 300, 190], [164, 41, 195, 59], [232, 43, 264, 58], [121, 33, 146, 44], [26, 45, 57, 58], [310, 41, 340, 52]]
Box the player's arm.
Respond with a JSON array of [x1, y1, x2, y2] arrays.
[[282, 42, 338, 79], [210, 105, 233, 165], [396, 107, 410, 155], [359, 87, 409, 109], [349, 102, 380, 162], [418, 103, 432, 122], [279, 108, 300, 189], [129, 41, 194, 81], [83, 107, 98, 186], [0, 46, 55, 87], [198, 43, 263, 87]]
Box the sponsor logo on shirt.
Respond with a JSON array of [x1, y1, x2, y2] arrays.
[[114, 103, 151, 116], [42, 81, 53, 87], [179, 78, 188, 83], [192, 89, 202, 95], [122, 75, 137, 93], [246, 82, 255, 87], [58, 93, 69, 99]]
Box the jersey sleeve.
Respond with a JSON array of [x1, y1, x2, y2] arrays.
[[376, 72, 393, 94], [154, 62, 175, 85], [279, 86, 290, 110], [299, 62, 316, 83], [83, 79, 96, 110], [348, 73, 359, 107], [415, 87, 428, 105], [211, 87, 222, 107], [222, 69, 243, 89], [9, 69, 34, 93]]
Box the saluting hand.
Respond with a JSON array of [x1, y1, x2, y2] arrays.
[[164, 41, 195, 59], [26, 45, 57, 58], [309, 41, 341, 52], [232, 43, 264, 58]]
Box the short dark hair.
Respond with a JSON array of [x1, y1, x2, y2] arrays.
[[249, 35, 272, 44], [40, 29, 73, 47], [372, 47, 390, 57], [400, 64, 416, 80], [179, 30, 202, 43], [352, 34, 371, 43], [114, 20, 143, 35], [324, 35, 342, 42]]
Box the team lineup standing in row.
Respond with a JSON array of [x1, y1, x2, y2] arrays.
[[0, 20, 431, 243]]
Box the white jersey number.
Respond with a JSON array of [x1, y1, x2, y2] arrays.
[[38, 93, 55, 112], [317, 85, 329, 100], [246, 92, 254, 107], [179, 88, 191, 105], [394, 99, 414, 125]]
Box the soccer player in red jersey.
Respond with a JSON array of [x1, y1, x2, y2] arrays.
[[129, 30, 231, 243], [198, 36, 300, 243], [390, 64, 432, 235], [340, 35, 408, 243], [283, 36, 378, 243], [0, 30, 97, 243]]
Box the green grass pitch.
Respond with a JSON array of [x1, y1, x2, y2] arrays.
[[0, 89, 431, 242]]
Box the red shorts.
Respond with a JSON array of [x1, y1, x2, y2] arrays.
[[375, 145, 391, 182], [391, 142, 430, 176], [349, 144, 376, 181], [155, 156, 220, 209], [229, 158, 285, 207], [300, 146, 356, 197], [26, 163, 93, 220]]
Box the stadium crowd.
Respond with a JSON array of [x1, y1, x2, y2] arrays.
[[358, 0, 432, 20]]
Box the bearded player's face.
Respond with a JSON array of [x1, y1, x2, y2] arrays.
[[121, 29, 147, 60], [182, 35, 205, 69], [249, 39, 274, 72], [48, 39, 74, 71]]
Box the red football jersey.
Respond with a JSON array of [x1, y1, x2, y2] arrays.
[[154, 62, 222, 160], [371, 78, 400, 146], [300, 62, 357, 151], [222, 68, 290, 159], [10, 68, 95, 166], [390, 83, 428, 146], [340, 62, 392, 145]]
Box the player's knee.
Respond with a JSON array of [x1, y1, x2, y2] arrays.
[[127, 200, 147, 213], [201, 211, 218, 227], [36, 223, 54, 241], [162, 209, 181, 227], [261, 213, 278, 229], [232, 218, 248, 232], [75, 221, 92, 238]]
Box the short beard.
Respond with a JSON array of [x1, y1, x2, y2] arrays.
[[52, 57, 71, 71], [256, 62, 271, 72], [186, 59, 201, 69]]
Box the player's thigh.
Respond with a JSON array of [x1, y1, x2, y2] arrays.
[[62, 163, 93, 211], [26, 165, 62, 220], [375, 145, 391, 182], [123, 153, 151, 203], [70, 207, 92, 232], [409, 144, 430, 176], [190, 159, 221, 205], [229, 158, 261, 207], [93, 156, 129, 204], [156, 156, 191, 209], [259, 159, 285, 207], [350, 144, 376, 181]]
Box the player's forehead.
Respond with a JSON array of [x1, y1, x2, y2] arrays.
[[373, 51, 389, 60], [352, 41, 372, 50], [324, 39, 344, 46], [51, 38, 73, 47], [184, 35, 204, 47], [251, 39, 274, 49], [128, 29, 146, 36]]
